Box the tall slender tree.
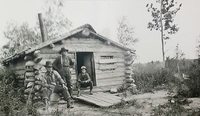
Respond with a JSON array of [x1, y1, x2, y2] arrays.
[[146, 0, 182, 63], [117, 16, 138, 48]]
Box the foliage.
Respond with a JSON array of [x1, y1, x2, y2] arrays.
[[0, 66, 26, 116], [2, 0, 72, 59], [151, 102, 187, 116], [132, 61, 175, 93], [146, 0, 182, 62], [117, 15, 138, 47], [132, 56, 200, 98], [2, 22, 41, 57], [41, 0, 72, 40], [186, 59, 200, 97]]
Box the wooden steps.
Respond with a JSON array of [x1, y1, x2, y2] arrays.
[[75, 92, 123, 107]]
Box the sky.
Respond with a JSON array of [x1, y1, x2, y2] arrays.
[[0, 0, 200, 63]]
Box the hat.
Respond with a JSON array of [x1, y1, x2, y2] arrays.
[[81, 66, 86, 70], [33, 57, 43, 63], [59, 47, 69, 54], [44, 61, 53, 67], [33, 64, 42, 70]]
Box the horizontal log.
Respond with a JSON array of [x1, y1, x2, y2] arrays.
[[95, 63, 125, 72], [94, 52, 124, 59], [25, 72, 35, 77], [49, 42, 124, 53], [14, 70, 25, 76], [40, 53, 75, 59], [98, 58, 124, 64], [98, 64, 117, 70], [16, 75, 25, 80], [40, 47, 75, 54], [92, 84, 122, 92], [96, 72, 125, 80], [96, 68, 125, 75], [97, 77, 124, 87], [61, 38, 103, 44]]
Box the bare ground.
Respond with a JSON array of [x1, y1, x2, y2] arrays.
[[37, 90, 200, 116]]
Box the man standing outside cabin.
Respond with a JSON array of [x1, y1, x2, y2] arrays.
[[44, 61, 73, 108], [53, 47, 75, 98], [77, 66, 93, 97]]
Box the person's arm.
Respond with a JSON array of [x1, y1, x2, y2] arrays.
[[54, 70, 65, 85], [68, 57, 75, 68], [85, 73, 91, 82], [54, 71, 68, 89], [77, 74, 81, 82], [42, 74, 51, 88], [53, 57, 60, 72]]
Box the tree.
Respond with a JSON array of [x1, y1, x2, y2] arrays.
[[117, 16, 138, 48], [1, 0, 72, 58], [146, 0, 182, 62], [41, 0, 72, 40]]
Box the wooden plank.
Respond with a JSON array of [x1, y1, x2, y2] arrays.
[[98, 58, 124, 64], [95, 62, 125, 69], [40, 53, 75, 59], [76, 92, 123, 107], [93, 93, 122, 104], [78, 94, 112, 107], [92, 84, 122, 92], [81, 94, 114, 105], [97, 75, 125, 81], [96, 72, 125, 79], [98, 64, 117, 70], [50, 42, 124, 52], [96, 67, 125, 74], [88, 93, 120, 104], [62, 38, 103, 44], [40, 47, 75, 54], [97, 77, 124, 87], [94, 52, 125, 59]]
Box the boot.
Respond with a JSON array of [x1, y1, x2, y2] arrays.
[[67, 99, 74, 108], [77, 90, 81, 97], [90, 88, 93, 95], [69, 89, 74, 99]]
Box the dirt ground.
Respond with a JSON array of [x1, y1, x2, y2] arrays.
[[38, 90, 200, 116]]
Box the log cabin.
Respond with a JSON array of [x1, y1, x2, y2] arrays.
[[2, 24, 135, 92]]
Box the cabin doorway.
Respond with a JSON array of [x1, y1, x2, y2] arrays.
[[76, 52, 96, 86]]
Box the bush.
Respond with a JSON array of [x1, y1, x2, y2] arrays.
[[132, 61, 175, 92], [0, 65, 27, 115], [185, 59, 200, 97]]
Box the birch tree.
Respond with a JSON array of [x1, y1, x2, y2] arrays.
[[146, 0, 182, 62]]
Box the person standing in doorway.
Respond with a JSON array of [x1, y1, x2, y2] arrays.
[[53, 47, 75, 99]]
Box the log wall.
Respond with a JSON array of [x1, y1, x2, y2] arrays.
[[12, 36, 126, 91]]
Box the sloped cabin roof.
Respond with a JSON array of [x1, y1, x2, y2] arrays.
[[2, 24, 134, 65]]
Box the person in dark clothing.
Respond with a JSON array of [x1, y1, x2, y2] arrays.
[[43, 61, 73, 108], [53, 47, 75, 98], [77, 66, 93, 97]]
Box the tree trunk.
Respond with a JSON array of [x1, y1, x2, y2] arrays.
[[160, 0, 165, 65]]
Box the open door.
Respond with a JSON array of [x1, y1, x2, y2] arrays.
[[76, 52, 96, 86]]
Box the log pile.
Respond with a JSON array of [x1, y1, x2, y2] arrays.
[[123, 51, 138, 95], [24, 50, 44, 103]]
